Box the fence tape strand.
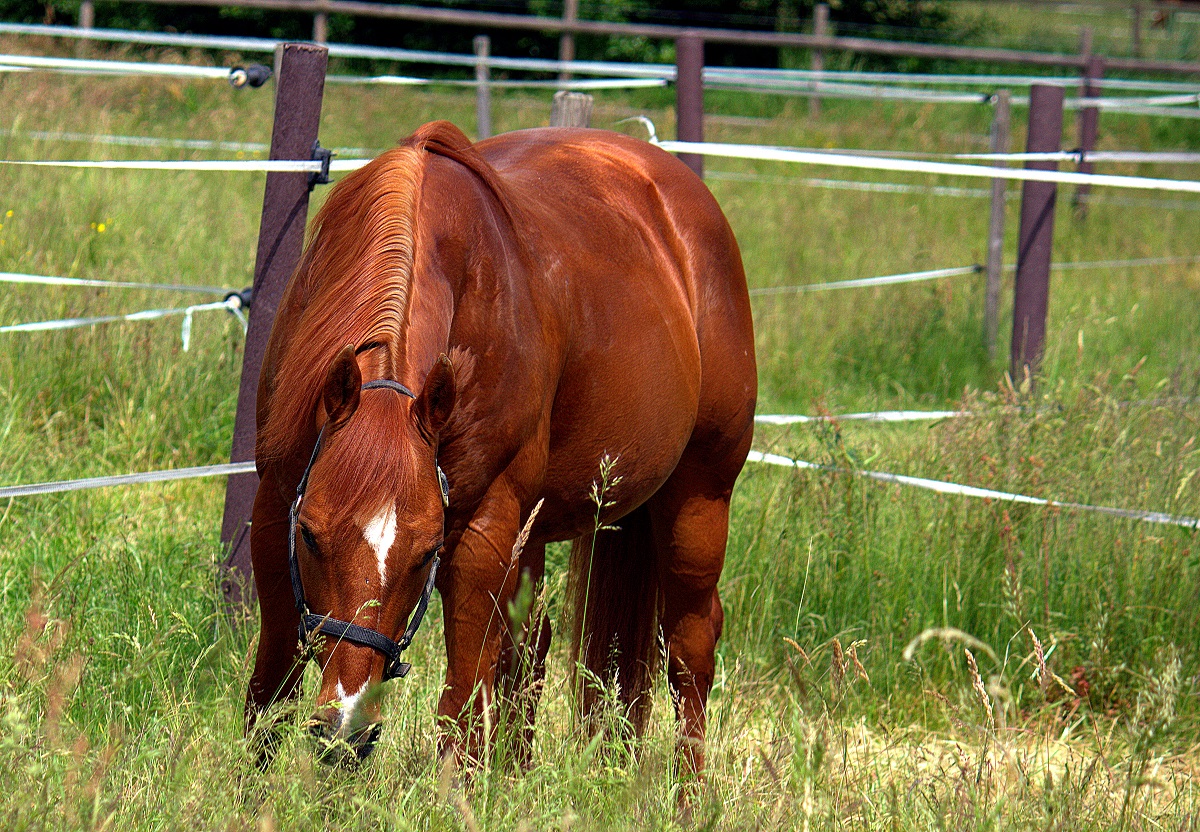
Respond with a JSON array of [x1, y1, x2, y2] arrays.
[[653, 138, 1200, 194], [1, 296, 247, 349], [0, 461, 257, 500], [746, 450, 1200, 530], [0, 271, 231, 295]]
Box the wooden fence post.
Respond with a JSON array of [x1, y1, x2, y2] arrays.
[[810, 2, 829, 118], [313, 11, 328, 43], [1073, 54, 1105, 213], [1010, 84, 1064, 385], [219, 42, 329, 614], [675, 32, 705, 179], [475, 35, 492, 140], [984, 89, 1011, 361], [550, 91, 593, 127], [1132, 2, 1144, 57], [558, 0, 579, 83]]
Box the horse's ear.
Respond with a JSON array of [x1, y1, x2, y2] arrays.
[[414, 354, 455, 441], [322, 345, 362, 429]]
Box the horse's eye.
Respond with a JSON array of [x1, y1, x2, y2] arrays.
[[300, 524, 319, 554]]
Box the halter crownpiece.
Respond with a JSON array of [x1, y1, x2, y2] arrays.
[[288, 378, 448, 681]]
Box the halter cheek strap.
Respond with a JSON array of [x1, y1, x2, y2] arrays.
[[288, 378, 447, 681]]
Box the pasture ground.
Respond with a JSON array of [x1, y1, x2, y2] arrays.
[[1, 37, 1200, 830]]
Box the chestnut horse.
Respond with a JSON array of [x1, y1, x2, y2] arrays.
[[245, 121, 756, 774]]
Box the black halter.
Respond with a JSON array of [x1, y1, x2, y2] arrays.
[[287, 379, 448, 681]]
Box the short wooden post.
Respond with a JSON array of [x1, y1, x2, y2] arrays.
[[475, 35, 492, 140], [675, 33, 705, 179], [313, 11, 328, 43], [558, 0, 579, 83], [1010, 84, 1064, 385], [79, 0, 94, 28], [810, 3, 829, 118], [984, 89, 1011, 361], [550, 91, 593, 127], [219, 43, 329, 613], [1073, 54, 1104, 213]]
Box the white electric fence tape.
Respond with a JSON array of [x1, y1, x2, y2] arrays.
[[4, 23, 1200, 96], [0, 461, 258, 500], [0, 52, 231, 79], [746, 450, 1200, 530], [748, 255, 1200, 295], [0, 271, 231, 295], [960, 151, 1200, 164], [651, 138, 1200, 194], [0, 158, 328, 171], [755, 411, 964, 424], [327, 74, 666, 90], [0, 296, 247, 350], [750, 265, 979, 295]]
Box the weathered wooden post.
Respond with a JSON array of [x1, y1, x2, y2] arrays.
[[810, 3, 829, 118], [475, 35, 492, 140], [313, 11, 328, 43], [1073, 54, 1105, 213], [550, 91, 593, 127], [79, 0, 94, 28], [1010, 84, 1064, 385], [675, 32, 705, 179], [220, 42, 329, 613], [1132, 2, 1144, 57], [558, 0, 579, 83], [984, 89, 1011, 360]]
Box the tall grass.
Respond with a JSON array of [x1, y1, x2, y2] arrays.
[[1, 37, 1199, 829]]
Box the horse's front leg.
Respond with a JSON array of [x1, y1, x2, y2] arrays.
[[436, 485, 525, 767], [244, 466, 305, 766]]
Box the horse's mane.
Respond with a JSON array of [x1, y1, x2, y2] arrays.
[[258, 121, 504, 465]]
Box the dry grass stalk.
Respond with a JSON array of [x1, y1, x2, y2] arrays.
[[830, 638, 846, 692]]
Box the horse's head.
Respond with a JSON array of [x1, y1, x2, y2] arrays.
[[292, 345, 455, 765]]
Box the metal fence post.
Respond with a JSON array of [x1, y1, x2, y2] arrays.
[[810, 3, 829, 118], [475, 35, 492, 140], [1010, 84, 1064, 385], [219, 42, 329, 613], [984, 89, 1011, 361], [675, 32, 705, 179]]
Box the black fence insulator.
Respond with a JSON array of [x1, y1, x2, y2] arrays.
[[224, 286, 254, 309], [229, 64, 273, 89], [309, 141, 333, 190]]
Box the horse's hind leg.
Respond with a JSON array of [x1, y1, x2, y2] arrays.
[[648, 462, 736, 778], [496, 542, 551, 768]]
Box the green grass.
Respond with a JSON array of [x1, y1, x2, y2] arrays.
[[2, 36, 1200, 830]]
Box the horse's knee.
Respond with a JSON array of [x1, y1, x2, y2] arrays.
[[710, 590, 724, 643]]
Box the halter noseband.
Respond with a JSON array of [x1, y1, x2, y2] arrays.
[[287, 378, 448, 681]]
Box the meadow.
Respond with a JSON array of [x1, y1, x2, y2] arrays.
[[1, 33, 1200, 830]]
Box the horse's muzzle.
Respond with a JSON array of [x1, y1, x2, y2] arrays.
[[307, 709, 382, 767]]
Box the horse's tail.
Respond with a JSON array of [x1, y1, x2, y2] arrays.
[[567, 503, 660, 737]]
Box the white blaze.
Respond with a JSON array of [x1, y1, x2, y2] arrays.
[[362, 504, 398, 588], [335, 679, 369, 721]]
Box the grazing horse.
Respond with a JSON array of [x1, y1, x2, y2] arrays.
[[245, 121, 756, 774]]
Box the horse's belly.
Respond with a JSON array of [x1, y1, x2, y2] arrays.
[[534, 312, 701, 541]]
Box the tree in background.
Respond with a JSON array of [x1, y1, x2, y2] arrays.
[[0, 0, 958, 68]]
